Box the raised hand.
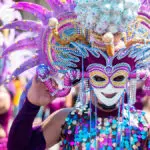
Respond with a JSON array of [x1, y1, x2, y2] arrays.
[[27, 76, 57, 106]]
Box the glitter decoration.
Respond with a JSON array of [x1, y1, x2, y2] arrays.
[[60, 103, 149, 149], [74, 0, 140, 34]]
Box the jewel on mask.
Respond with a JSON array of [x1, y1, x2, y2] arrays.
[[129, 79, 137, 104], [105, 66, 112, 76]]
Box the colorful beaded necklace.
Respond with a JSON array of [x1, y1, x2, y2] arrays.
[[60, 100, 150, 150]]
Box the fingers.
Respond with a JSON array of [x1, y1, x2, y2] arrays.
[[33, 75, 46, 87], [34, 75, 42, 83], [34, 75, 58, 88], [50, 78, 58, 88], [32, 75, 39, 85], [32, 75, 59, 98]]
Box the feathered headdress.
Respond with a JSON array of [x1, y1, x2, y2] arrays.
[[0, 0, 149, 97]]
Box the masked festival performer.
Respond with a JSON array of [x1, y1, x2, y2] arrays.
[[1, 0, 149, 149]]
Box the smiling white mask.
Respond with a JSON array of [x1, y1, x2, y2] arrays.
[[92, 83, 125, 106], [89, 69, 128, 106]]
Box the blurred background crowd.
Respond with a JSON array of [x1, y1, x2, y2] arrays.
[[0, 0, 149, 150]]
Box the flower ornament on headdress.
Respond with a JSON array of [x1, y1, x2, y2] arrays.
[[0, 0, 150, 103]]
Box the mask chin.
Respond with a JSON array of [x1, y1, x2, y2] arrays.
[[92, 84, 125, 107], [98, 103, 117, 110]]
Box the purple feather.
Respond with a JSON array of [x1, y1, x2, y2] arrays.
[[2, 37, 39, 56], [12, 2, 53, 24], [7, 55, 40, 82], [46, 0, 76, 16], [0, 20, 42, 32]]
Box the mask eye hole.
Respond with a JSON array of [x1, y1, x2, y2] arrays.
[[93, 75, 105, 82], [113, 75, 125, 82]]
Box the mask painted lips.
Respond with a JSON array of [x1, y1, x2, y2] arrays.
[[102, 92, 117, 98]]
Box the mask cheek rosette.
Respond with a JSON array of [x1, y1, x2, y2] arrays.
[[89, 69, 129, 106]]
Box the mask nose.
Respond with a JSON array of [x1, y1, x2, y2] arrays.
[[103, 83, 114, 91]]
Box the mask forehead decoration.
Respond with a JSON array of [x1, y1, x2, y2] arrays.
[[87, 52, 130, 89]]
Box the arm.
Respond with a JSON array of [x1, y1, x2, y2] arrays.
[[8, 98, 44, 150], [8, 76, 69, 150], [42, 108, 72, 148], [8, 98, 71, 150]]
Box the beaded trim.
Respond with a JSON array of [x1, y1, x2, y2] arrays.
[[68, 70, 74, 81], [76, 69, 80, 80], [38, 75, 51, 82], [51, 89, 58, 96]]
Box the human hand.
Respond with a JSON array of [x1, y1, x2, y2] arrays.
[[27, 76, 57, 106]]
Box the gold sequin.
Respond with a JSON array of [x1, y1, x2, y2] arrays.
[[89, 70, 109, 87]]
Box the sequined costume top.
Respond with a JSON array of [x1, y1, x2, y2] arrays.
[[60, 104, 150, 150]]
